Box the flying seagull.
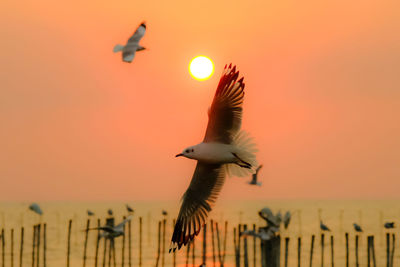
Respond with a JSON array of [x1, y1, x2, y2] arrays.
[[126, 204, 134, 213], [107, 209, 113, 216], [89, 216, 132, 239], [170, 64, 258, 252], [29, 203, 43, 215], [113, 22, 146, 63], [353, 223, 363, 232], [320, 221, 331, 231], [248, 164, 263, 185], [240, 227, 278, 241], [384, 222, 395, 229], [87, 210, 95, 216]]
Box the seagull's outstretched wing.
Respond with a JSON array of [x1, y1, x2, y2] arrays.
[[115, 215, 133, 229], [127, 22, 146, 45], [170, 162, 225, 252], [203, 64, 245, 144]]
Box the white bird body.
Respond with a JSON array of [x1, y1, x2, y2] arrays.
[[182, 142, 238, 163], [171, 64, 258, 252], [113, 22, 146, 63]]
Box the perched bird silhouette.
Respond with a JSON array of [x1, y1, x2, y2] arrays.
[[283, 211, 291, 229], [248, 164, 263, 186], [29, 203, 43, 215], [87, 210, 95, 216], [353, 223, 363, 232], [107, 209, 113, 216], [170, 64, 258, 252], [126, 204, 134, 213], [384, 222, 395, 229], [162, 210, 168, 216], [113, 22, 146, 63], [320, 221, 331, 231], [89, 216, 132, 239]]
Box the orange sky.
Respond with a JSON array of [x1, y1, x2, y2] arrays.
[[1, 0, 399, 201]]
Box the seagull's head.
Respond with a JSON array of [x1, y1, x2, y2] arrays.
[[176, 146, 197, 159]]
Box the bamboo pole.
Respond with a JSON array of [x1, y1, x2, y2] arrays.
[[10, 229, 14, 267], [330, 235, 334, 267], [67, 220, 72, 267], [172, 219, 176, 267], [102, 237, 107, 267], [386, 233, 390, 267], [211, 220, 216, 267], [185, 243, 190, 267], [216, 222, 222, 266], [309, 235, 315, 267], [284, 237, 289, 267], [202, 224, 207, 266], [161, 219, 165, 267], [32, 226, 36, 267], [36, 224, 40, 267], [19, 227, 24, 267], [243, 224, 249, 267], [83, 219, 90, 267], [298, 237, 301, 267], [390, 234, 395, 267], [345, 233, 349, 267], [1, 228, 5, 267], [320, 234, 324, 267], [94, 219, 101, 267], [234, 228, 240, 267], [128, 219, 131, 267], [155, 221, 161, 267], [253, 224, 256, 267], [43, 224, 47, 267], [121, 216, 126, 267], [356, 235, 359, 267], [139, 217, 142, 267]]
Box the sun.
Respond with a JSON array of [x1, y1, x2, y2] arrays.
[[189, 56, 214, 81]]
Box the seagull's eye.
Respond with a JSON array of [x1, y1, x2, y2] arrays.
[[185, 149, 190, 153]]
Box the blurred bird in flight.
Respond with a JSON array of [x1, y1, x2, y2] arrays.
[[320, 221, 331, 231], [126, 204, 134, 213], [113, 22, 146, 63], [170, 64, 258, 252], [89, 216, 132, 239], [29, 203, 43, 215]]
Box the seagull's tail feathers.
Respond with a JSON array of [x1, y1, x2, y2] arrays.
[[225, 130, 258, 177], [113, 44, 124, 53]]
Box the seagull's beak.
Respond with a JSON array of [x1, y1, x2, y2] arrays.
[[175, 153, 184, 157]]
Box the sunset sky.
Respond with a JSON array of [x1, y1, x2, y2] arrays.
[[1, 0, 399, 201]]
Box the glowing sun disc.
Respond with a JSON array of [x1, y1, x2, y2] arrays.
[[189, 56, 214, 81]]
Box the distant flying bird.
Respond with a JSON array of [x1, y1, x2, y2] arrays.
[[113, 22, 146, 63], [320, 221, 331, 231], [87, 210, 95, 216], [248, 164, 263, 186], [353, 223, 363, 232], [170, 64, 258, 252], [107, 209, 113, 216], [283, 211, 291, 229], [29, 203, 43, 215], [384, 222, 395, 229], [89, 216, 132, 239], [126, 204, 134, 213], [162, 210, 168, 216]]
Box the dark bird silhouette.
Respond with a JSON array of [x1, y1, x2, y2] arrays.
[[248, 164, 263, 186], [353, 223, 363, 232], [89, 216, 132, 239], [126, 204, 134, 213], [87, 210, 95, 216], [29, 203, 43, 215], [320, 221, 331, 231], [283, 211, 291, 229], [107, 209, 113, 216], [162, 210, 168, 216], [384, 222, 395, 229]]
